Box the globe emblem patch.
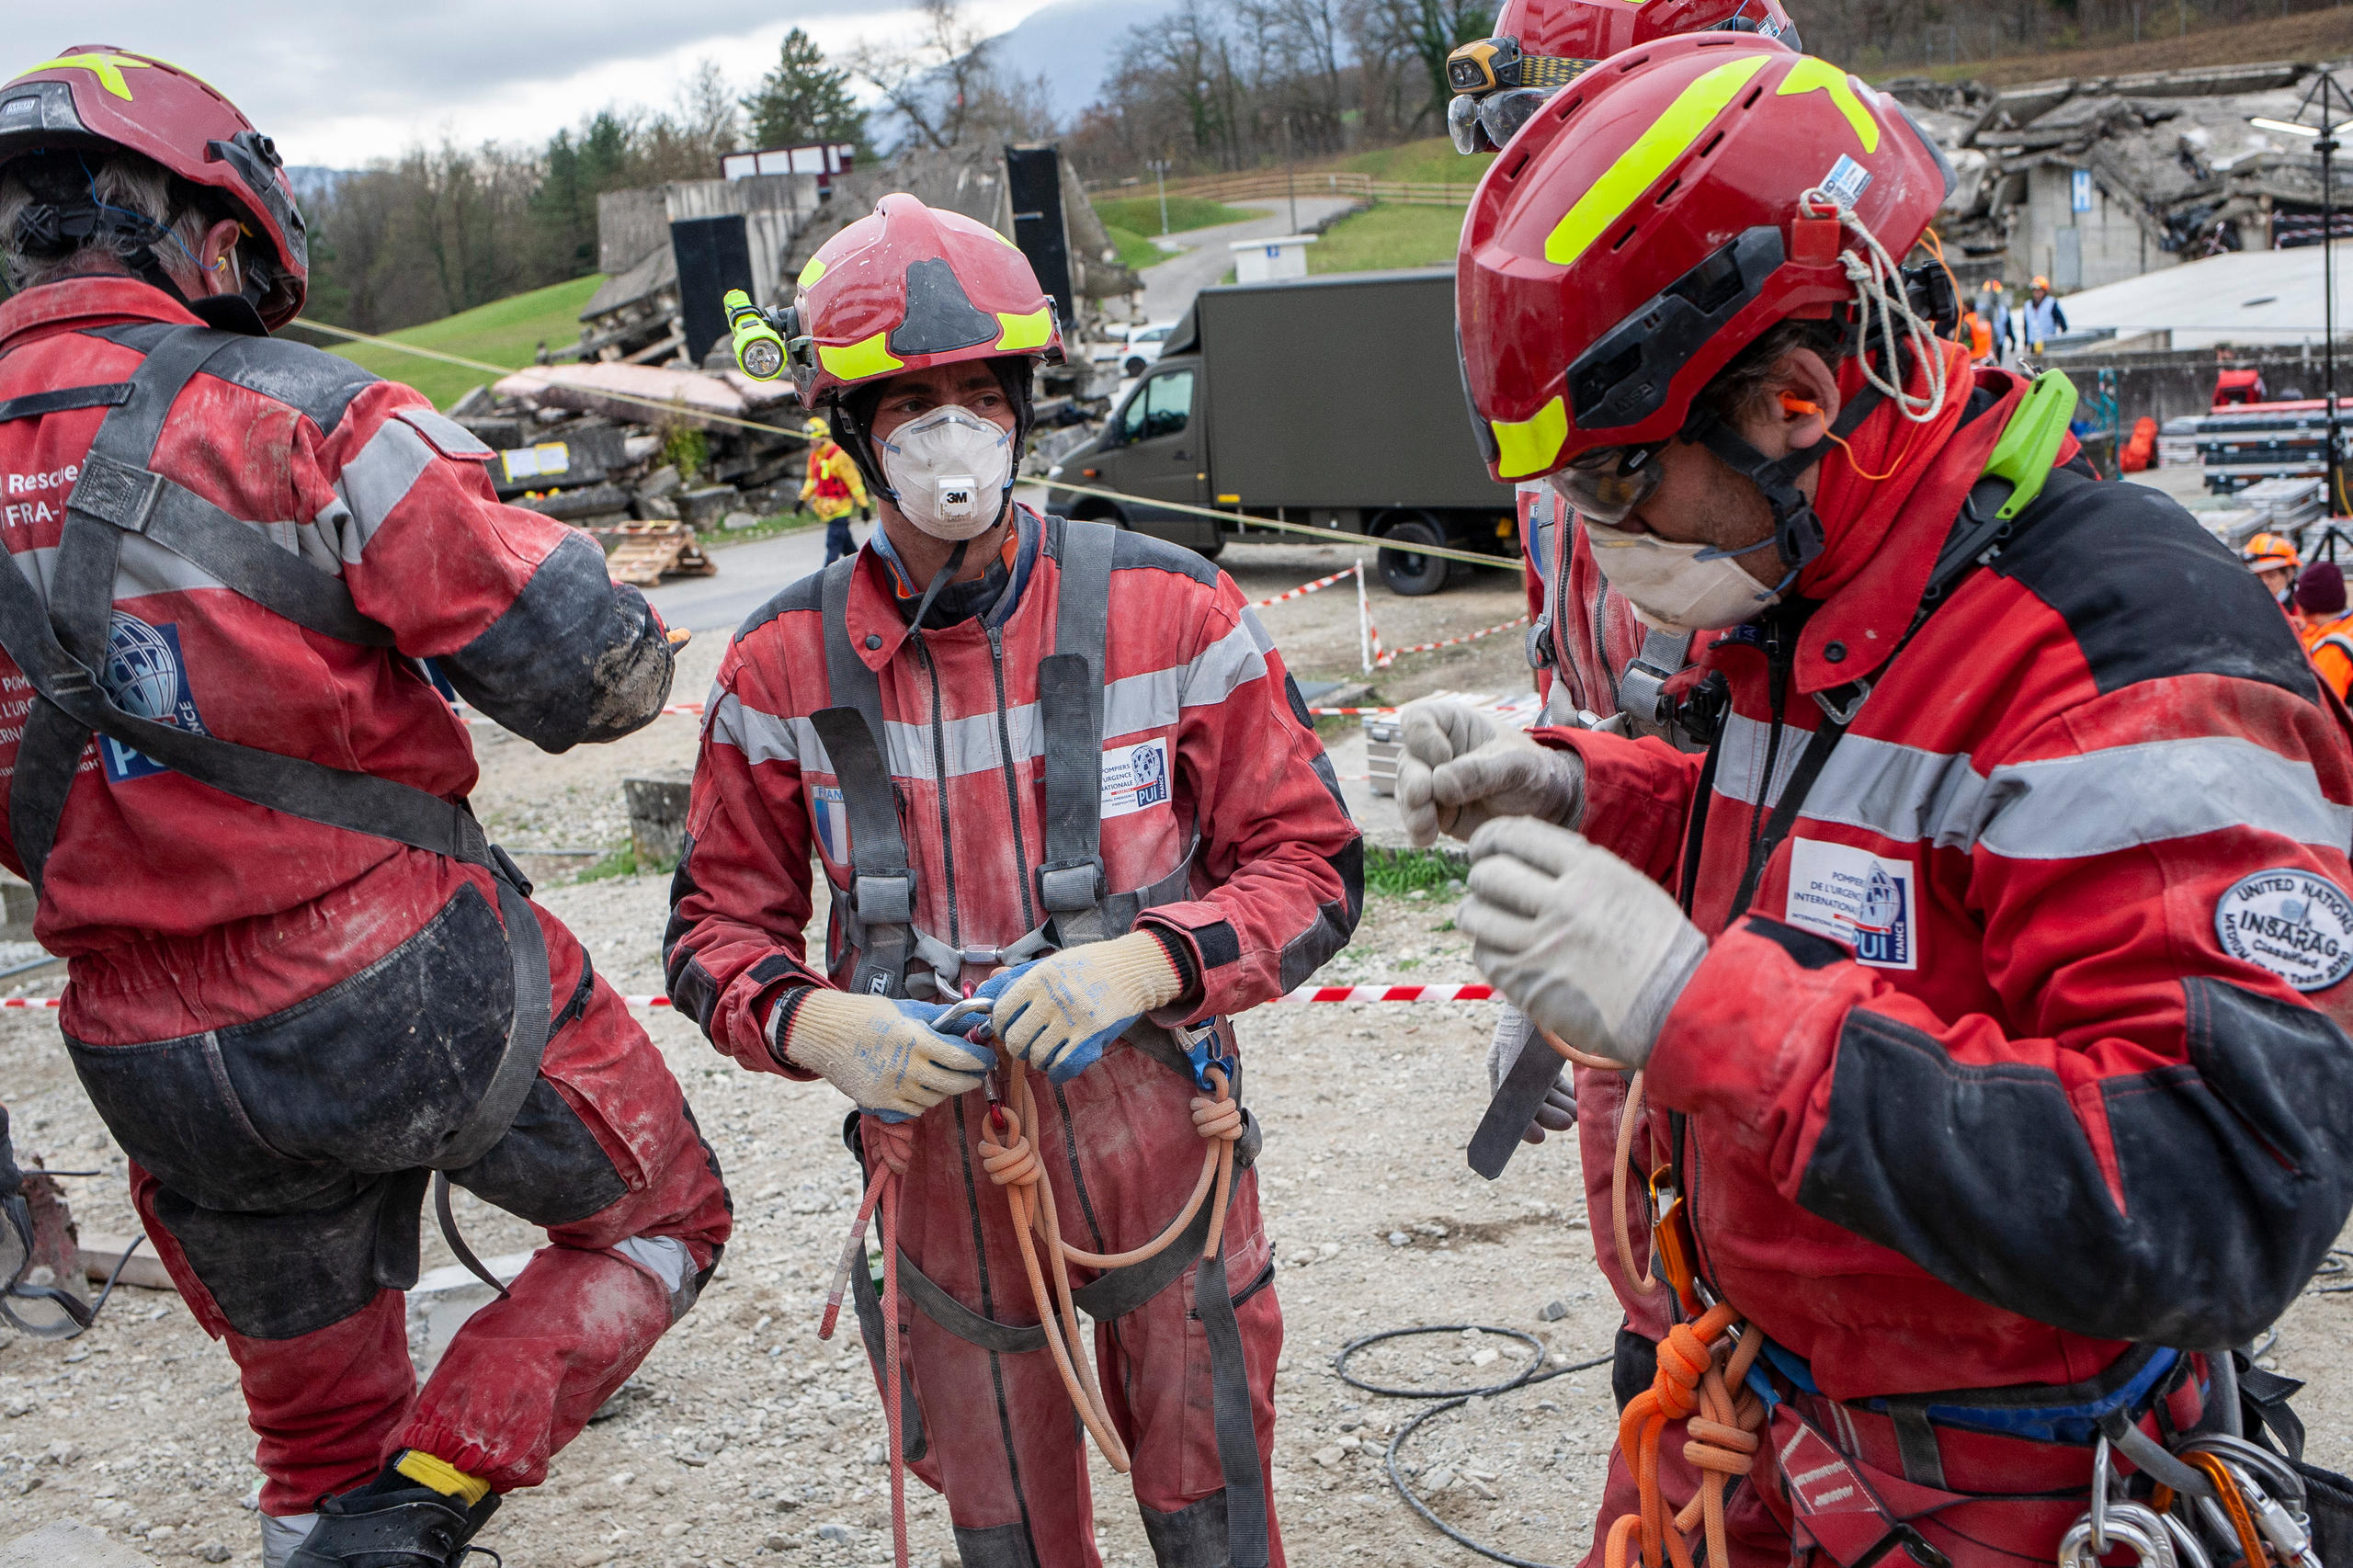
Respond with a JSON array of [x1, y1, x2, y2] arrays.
[[96, 611, 208, 783], [2215, 869, 2353, 993]]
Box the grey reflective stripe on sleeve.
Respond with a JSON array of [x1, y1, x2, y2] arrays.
[[1180, 616, 1273, 709], [333, 415, 438, 558], [706, 690, 823, 769], [1713, 711, 1814, 812], [1717, 713, 2353, 858]]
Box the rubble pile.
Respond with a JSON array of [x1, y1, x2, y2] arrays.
[[447, 367, 805, 583], [1886, 60, 2349, 291]]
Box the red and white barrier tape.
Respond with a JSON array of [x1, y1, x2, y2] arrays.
[[1373, 615, 1529, 670], [0, 983, 1498, 1012], [1249, 564, 1358, 609]]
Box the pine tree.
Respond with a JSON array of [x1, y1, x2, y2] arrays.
[[742, 28, 868, 152]]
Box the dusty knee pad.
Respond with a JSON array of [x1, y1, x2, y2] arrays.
[[1140, 1492, 1231, 1568], [259, 1512, 316, 1568], [613, 1235, 700, 1323]]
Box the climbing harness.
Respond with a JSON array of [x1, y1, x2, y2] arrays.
[[816, 1017, 1256, 1568], [807, 517, 1278, 1568], [0, 325, 549, 1300]]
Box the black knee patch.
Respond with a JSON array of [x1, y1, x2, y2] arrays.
[[1140, 1493, 1232, 1568]]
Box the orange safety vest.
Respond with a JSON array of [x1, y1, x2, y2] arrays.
[[2303, 611, 2353, 700]]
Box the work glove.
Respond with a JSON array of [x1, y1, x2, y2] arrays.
[[775, 990, 995, 1122], [977, 930, 1188, 1085], [1460, 817, 1707, 1071], [1396, 699, 1584, 848], [1488, 1010, 1576, 1145]]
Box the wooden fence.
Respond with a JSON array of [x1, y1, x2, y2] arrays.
[[1108, 169, 1477, 208]]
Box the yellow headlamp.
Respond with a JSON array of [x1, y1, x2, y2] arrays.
[[724, 289, 788, 382]]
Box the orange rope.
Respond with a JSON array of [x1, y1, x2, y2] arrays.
[[1600, 1303, 1765, 1568], [1539, 1028, 1661, 1301]]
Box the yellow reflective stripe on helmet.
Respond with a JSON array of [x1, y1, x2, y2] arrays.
[[1776, 58, 1880, 153], [1491, 396, 1569, 482], [1543, 53, 1772, 267], [995, 308, 1054, 352], [798, 256, 828, 290], [20, 51, 153, 99], [817, 333, 905, 382]]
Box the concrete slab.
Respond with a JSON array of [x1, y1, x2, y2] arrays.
[[0, 1519, 157, 1568]]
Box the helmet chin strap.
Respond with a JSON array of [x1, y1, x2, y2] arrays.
[[1682, 381, 1885, 575], [905, 539, 972, 633]]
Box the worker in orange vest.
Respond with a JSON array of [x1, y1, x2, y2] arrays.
[[2299, 562, 2353, 699], [801, 415, 872, 565], [2245, 531, 2302, 620]]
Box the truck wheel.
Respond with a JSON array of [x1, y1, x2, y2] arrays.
[[1375, 514, 1454, 597]]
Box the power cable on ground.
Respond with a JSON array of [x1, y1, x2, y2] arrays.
[[1334, 1324, 1614, 1568]]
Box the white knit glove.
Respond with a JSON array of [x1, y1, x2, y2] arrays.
[[1488, 1008, 1577, 1145], [776, 990, 995, 1121], [1396, 699, 1584, 848], [1460, 818, 1706, 1071], [978, 930, 1188, 1084]]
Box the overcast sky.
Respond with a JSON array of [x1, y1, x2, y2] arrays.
[[22, 2, 1055, 168]]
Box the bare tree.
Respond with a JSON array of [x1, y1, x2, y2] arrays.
[[850, 0, 1002, 150], [1350, 0, 1494, 135]]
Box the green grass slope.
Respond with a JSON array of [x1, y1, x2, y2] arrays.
[[1099, 223, 1169, 273], [1334, 137, 1493, 189], [1093, 194, 1257, 234], [317, 274, 607, 409], [1310, 204, 1469, 274]]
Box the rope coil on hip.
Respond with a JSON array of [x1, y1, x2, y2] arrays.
[[816, 1042, 1244, 1568]]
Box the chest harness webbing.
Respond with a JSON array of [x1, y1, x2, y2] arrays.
[[1609, 377, 2229, 1568], [0, 326, 549, 1297], [813, 517, 1273, 1568]]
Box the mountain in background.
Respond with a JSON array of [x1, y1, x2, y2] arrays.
[[992, 0, 1187, 125]]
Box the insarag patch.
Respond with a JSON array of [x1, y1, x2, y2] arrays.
[[2216, 869, 2353, 992]]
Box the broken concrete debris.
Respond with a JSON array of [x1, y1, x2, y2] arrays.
[[1886, 59, 2353, 294]]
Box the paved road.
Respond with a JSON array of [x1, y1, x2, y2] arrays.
[[643, 484, 1059, 632], [643, 524, 837, 633], [1138, 196, 1363, 322]]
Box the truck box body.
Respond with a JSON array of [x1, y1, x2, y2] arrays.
[[1043, 267, 1516, 590]]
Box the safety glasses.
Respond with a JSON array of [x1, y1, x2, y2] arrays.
[[0, 1194, 93, 1339], [1547, 442, 1667, 528]]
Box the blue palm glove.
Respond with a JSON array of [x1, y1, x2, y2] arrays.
[[978, 932, 1188, 1085]]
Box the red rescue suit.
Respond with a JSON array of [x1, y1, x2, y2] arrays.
[[667, 509, 1362, 1568], [1542, 363, 2353, 1566], [0, 278, 731, 1513]]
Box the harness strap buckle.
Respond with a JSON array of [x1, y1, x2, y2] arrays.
[[1035, 857, 1106, 915], [853, 870, 916, 926], [70, 451, 166, 534]]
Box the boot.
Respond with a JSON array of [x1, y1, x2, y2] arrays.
[[283, 1460, 501, 1568]]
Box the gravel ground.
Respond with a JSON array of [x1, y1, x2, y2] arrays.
[[1, 545, 2347, 1568]]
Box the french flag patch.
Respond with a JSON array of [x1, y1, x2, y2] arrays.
[[810, 784, 850, 866]]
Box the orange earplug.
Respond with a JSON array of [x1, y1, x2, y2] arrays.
[[1779, 393, 1823, 418]]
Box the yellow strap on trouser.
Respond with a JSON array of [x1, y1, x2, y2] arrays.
[[395, 1449, 491, 1507]]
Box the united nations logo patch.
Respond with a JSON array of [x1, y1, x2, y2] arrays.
[[2215, 869, 2353, 993]]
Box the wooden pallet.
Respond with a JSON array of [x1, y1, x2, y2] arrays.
[[594, 522, 717, 586]]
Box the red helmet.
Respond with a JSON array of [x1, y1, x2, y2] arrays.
[[1458, 36, 1952, 481], [1449, 2, 1802, 154], [1495, 0, 1801, 58], [787, 193, 1062, 409], [0, 48, 308, 329]]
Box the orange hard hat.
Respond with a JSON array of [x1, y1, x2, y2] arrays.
[[2244, 532, 2301, 572]]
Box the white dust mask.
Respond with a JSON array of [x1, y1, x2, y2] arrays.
[[1583, 519, 1790, 633], [876, 405, 1014, 540]]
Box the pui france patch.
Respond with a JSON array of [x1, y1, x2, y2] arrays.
[[1785, 839, 1916, 970], [2215, 869, 2353, 993], [1101, 737, 1171, 819]]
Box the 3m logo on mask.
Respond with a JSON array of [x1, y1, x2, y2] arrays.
[[1102, 738, 1170, 819], [1785, 839, 1915, 970], [97, 611, 210, 784]]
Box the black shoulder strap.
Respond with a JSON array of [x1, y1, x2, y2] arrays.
[[0, 385, 132, 424], [816, 552, 918, 997], [0, 327, 546, 1205], [1037, 517, 1119, 943], [1724, 466, 2088, 922]]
